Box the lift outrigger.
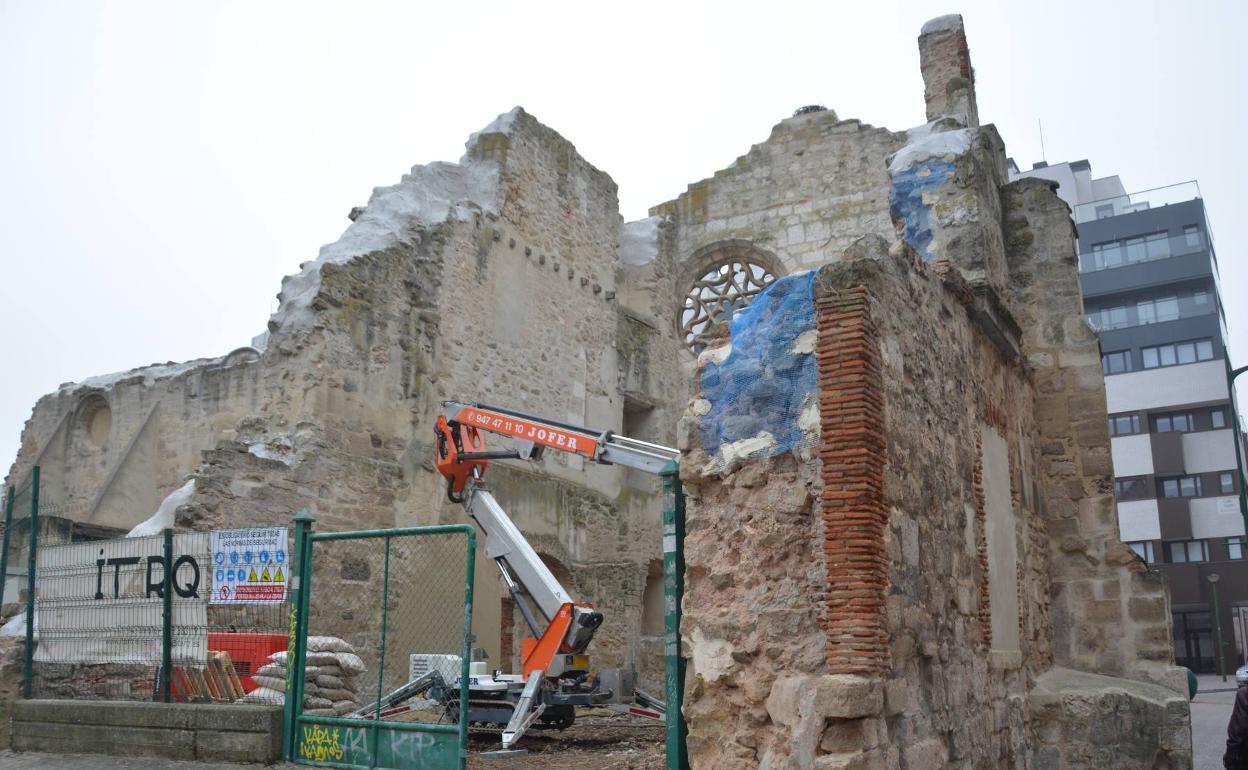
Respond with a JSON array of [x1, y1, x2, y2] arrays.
[[357, 401, 679, 755]]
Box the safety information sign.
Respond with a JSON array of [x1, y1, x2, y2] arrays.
[[210, 527, 289, 604]]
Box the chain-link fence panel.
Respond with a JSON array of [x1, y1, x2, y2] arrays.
[[292, 524, 474, 770]]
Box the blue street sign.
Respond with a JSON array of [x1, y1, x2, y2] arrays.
[[230, 551, 239, 565], [260, 550, 270, 564], [214, 552, 225, 566], [276, 550, 286, 564], [215, 569, 224, 583], [244, 550, 253, 564]]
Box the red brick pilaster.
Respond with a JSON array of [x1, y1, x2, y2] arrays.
[[816, 286, 889, 674]]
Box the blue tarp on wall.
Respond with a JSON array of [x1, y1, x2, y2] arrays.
[[699, 271, 817, 459]]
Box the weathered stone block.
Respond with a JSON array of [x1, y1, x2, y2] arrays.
[[812, 675, 883, 719]]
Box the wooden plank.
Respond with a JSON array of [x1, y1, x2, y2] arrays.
[[217, 651, 246, 699], [208, 653, 237, 702]]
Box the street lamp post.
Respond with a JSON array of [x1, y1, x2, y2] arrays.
[[1211, 573, 1227, 682]]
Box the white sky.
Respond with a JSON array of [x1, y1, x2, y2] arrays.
[[2, 0, 1246, 480]]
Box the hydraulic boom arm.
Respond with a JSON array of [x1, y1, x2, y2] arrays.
[[433, 401, 678, 678]]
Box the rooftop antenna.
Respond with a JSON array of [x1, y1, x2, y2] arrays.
[[1038, 119, 1047, 164]]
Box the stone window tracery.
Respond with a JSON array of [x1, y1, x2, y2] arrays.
[[679, 245, 780, 353]]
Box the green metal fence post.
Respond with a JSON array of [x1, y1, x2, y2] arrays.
[[458, 529, 476, 770], [0, 486, 14, 613], [23, 465, 40, 699], [660, 460, 689, 770], [285, 509, 316, 761], [161, 528, 174, 702]]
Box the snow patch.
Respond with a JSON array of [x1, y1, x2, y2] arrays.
[[0, 611, 31, 637], [271, 158, 502, 330], [619, 216, 663, 266], [59, 357, 223, 396], [126, 480, 196, 538], [249, 435, 298, 466], [888, 120, 974, 174], [921, 14, 963, 36], [463, 107, 522, 159]]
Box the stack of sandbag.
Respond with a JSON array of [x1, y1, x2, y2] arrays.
[[240, 635, 368, 716]]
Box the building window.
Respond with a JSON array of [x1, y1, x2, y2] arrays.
[[1084, 231, 1172, 272], [1194, 290, 1211, 305], [1161, 475, 1203, 498], [1096, 204, 1115, 220], [1142, 338, 1215, 369], [1212, 408, 1227, 429], [1108, 414, 1143, 437], [1221, 472, 1236, 495], [1184, 225, 1201, 248], [679, 246, 781, 353], [1165, 540, 1209, 563], [1102, 350, 1133, 375], [1115, 478, 1151, 501], [1153, 413, 1195, 433], [1228, 537, 1245, 560], [1127, 541, 1156, 564]]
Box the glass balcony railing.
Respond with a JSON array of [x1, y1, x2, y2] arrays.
[[1073, 180, 1202, 224], [1078, 230, 1207, 273]]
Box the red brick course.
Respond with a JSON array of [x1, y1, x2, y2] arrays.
[[816, 286, 889, 674]]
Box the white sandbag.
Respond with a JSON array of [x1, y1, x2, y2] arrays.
[[303, 683, 322, 697], [316, 674, 346, 690], [333, 700, 357, 715], [335, 652, 366, 675], [303, 707, 336, 716], [305, 652, 340, 667], [307, 636, 355, 653], [255, 662, 286, 678], [240, 686, 285, 704], [304, 696, 332, 709], [268, 650, 288, 665], [314, 665, 344, 679]]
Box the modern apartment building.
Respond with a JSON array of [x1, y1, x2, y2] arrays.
[[1011, 159, 1244, 674]]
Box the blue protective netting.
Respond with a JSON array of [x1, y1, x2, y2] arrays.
[[889, 159, 956, 263], [699, 271, 817, 467]]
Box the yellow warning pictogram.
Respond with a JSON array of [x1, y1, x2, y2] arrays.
[[274, 566, 284, 583], [248, 567, 258, 582], [260, 566, 272, 582]]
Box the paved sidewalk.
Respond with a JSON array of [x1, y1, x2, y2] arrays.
[[0, 752, 300, 769]]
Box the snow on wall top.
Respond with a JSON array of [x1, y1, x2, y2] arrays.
[[888, 119, 974, 174], [619, 216, 663, 266], [270, 111, 517, 331], [921, 14, 964, 36], [58, 356, 225, 396]]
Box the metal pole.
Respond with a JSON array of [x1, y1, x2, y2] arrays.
[[458, 529, 476, 770], [1212, 575, 1227, 681], [23, 466, 39, 699], [0, 487, 15, 611], [161, 528, 174, 702], [660, 460, 689, 770], [284, 510, 315, 761]]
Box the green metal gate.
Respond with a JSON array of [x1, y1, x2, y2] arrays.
[[285, 512, 475, 770]]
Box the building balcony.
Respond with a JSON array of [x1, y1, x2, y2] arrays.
[[1072, 181, 1202, 225]]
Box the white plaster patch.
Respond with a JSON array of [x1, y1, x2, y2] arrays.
[[126, 479, 196, 538], [462, 106, 521, 158], [689, 626, 735, 683], [691, 398, 711, 417], [790, 329, 817, 355], [619, 216, 664, 266], [698, 342, 732, 367], [705, 431, 778, 474], [797, 394, 820, 434], [248, 436, 299, 467]]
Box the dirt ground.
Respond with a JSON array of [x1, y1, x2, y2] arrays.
[[466, 712, 665, 770]]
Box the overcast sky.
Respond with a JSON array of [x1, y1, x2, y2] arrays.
[[2, 0, 1246, 479]]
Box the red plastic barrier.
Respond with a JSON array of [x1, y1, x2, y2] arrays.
[[208, 632, 288, 692]]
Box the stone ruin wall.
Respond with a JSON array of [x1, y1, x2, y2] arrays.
[[4, 109, 686, 688]]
